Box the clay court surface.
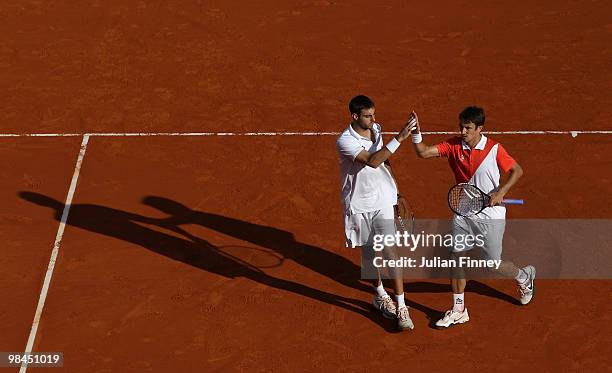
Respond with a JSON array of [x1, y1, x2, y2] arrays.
[[1, 1, 611, 372]]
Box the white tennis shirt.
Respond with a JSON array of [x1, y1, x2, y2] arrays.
[[336, 123, 398, 215]]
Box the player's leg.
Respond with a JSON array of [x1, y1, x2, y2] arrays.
[[436, 217, 471, 328], [362, 244, 398, 319], [451, 250, 467, 305], [451, 277, 467, 296], [384, 249, 413, 330], [477, 219, 536, 305], [347, 211, 398, 319], [373, 206, 413, 330]]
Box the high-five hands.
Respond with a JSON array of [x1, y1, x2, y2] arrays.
[[396, 111, 420, 142]]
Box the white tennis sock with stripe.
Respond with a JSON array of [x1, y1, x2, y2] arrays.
[[453, 293, 465, 312]]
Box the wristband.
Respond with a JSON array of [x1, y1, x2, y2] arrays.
[[411, 132, 423, 144], [385, 137, 401, 153]]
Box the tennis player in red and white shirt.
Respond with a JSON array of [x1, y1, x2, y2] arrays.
[[408, 106, 536, 328]]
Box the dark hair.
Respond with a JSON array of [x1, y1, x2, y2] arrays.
[[459, 106, 485, 127], [349, 95, 375, 115]]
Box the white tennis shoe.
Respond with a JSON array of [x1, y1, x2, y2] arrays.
[[372, 294, 397, 319], [435, 308, 470, 328], [518, 265, 536, 305], [397, 306, 414, 330]]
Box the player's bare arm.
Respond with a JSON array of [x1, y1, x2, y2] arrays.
[[413, 142, 440, 159], [354, 121, 416, 168], [489, 163, 524, 206]]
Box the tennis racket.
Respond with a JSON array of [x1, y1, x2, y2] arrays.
[[448, 183, 523, 217], [396, 200, 415, 235]]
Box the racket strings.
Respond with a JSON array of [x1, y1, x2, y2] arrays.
[[449, 186, 483, 216]]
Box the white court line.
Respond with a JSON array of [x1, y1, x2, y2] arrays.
[[19, 135, 90, 373], [0, 130, 611, 137], [0, 133, 82, 137]]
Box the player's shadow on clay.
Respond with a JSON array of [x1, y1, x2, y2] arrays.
[[139, 196, 521, 319], [20, 192, 518, 330], [19, 192, 397, 331]]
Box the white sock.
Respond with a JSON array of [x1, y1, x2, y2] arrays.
[[515, 268, 528, 283], [453, 293, 465, 312], [375, 283, 388, 297], [396, 293, 406, 309]]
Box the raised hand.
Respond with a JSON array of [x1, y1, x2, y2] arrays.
[[409, 111, 420, 133], [397, 111, 419, 141]]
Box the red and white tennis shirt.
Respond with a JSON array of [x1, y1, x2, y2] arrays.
[[436, 135, 517, 219]]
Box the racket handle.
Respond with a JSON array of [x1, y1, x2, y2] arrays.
[[502, 199, 524, 205]]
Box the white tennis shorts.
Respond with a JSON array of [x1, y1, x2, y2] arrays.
[[452, 216, 506, 261], [344, 206, 396, 248]]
